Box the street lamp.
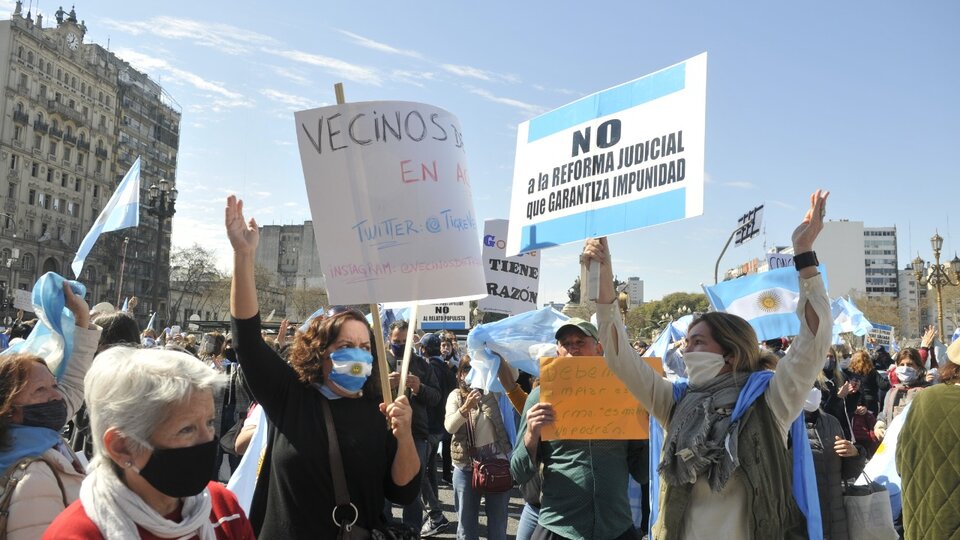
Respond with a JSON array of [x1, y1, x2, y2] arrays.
[[912, 232, 960, 340], [145, 178, 177, 325]]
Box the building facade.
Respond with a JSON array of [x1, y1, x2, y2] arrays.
[[257, 221, 326, 319], [0, 6, 180, 327]]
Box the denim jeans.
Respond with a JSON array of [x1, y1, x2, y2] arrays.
[[401, 438, 434, 528], [421, 434, 445, 523], [452, 465, 509, 540], [516, 503, 539, 540]]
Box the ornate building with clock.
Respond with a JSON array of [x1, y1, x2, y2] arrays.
[[0, 4, 181, 328]]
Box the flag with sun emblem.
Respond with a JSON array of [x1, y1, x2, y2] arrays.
[[703, 265, 827, 341]]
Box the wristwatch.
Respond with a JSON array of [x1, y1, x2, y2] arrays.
[[794, 251, 819, 271]]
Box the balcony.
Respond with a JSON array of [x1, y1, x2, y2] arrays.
[[95, 147, 108, 159], [33, 121, 49, 133], [63, 133, 77, 146], [49, 127, 63, 139], [47, 100, 85, 124], [13, 110, 29, 124], [78, 139, 90, 151]]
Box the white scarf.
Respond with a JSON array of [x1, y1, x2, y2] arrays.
[[79, 462, 215, 540]]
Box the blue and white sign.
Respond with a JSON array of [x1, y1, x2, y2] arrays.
[[506, 54, 707, 255], [419, 301, 471, 331]]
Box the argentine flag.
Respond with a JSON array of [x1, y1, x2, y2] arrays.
[[831, 296, 874, 336], [71, 157, 142, 277], [703, 265, 827, 341]]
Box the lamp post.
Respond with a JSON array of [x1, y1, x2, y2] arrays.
[[912, 232, 960, 341], [145, 179, 177, 326]]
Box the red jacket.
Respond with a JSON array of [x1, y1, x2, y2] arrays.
[[42, 482, 254, 540]]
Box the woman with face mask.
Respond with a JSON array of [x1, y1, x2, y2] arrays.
[[874, 348, 928, 441], [0, 282, 100, 540], [585, 190, 833, 539], [815, 346, 855, 440], [43, 348, 254, 539], [223, 196, 420, 538]]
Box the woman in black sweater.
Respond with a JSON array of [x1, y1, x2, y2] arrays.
[[225, 196, 420, 538]]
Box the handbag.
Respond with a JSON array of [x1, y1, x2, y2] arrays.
[[464, 397, 513, 494], [843, 474, 898, 540], [321, 399, 369, 540]]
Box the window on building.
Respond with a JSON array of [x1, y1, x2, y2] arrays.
[[37, 192, 45, 208], [77, 153, 84, 167], [63, 147, 71, 162], [70, 229, 77, 244], [9, 154, 17, 170], [61, 174, 68, 188], [93, 185, 100, 198], [46, 169, 52, 182], [96, 160, 103, 174], [26, 51, 33, 64], [33, 135, 42, 151], [75, 179, 81, 192], [8, 183, 16, 198], [13, 125, 22, 143], [39, 84, 46, 98], [48, 140, 57, 157]]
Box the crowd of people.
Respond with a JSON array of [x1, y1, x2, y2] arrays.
[[0, 190, 956, 539]]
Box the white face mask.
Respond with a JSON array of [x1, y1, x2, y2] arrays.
[[895, 365, 918, 384], [683, 351, 727, 387], [839, 358, 852, 370], [803, 387, 822, 412]]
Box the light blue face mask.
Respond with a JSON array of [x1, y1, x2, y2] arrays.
[[327, 348, 374, 394]]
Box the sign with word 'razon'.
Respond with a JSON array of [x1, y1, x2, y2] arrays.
[[295, 101, 485, 305], [507, 53, 707, 255], [478, 219, 541, 316]]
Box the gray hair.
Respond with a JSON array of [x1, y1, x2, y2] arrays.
[[84, 347, 226, 468]]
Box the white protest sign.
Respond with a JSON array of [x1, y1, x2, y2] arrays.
[[295, 101, 486, 305], [506, 53, 707, 256], [419, 301, 471, 331], [868, 323, 895, 348], [479, 219, 541, 316], [734, 204, 764, 246], [767, 252, 794, 269], [12, 289, 32, 312]]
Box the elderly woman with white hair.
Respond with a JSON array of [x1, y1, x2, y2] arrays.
[[44, 347, 255, 539]]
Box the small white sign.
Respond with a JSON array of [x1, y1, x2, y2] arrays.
[[12, 289, 32, 312], [766, 252, 794, 270], [478, 219, 541, 316], [419, 301, 471, 331]]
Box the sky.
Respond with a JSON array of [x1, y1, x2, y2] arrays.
[[6, 1, 959, 306]]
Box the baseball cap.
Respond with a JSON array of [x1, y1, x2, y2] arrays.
[[419, 333, 441, 349], [555, 318, 599, 341]]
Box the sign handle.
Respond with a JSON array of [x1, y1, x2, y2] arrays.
[[586, 260, 600, 302], [332, 82, 392, 405], [397, 303, 420, 397]]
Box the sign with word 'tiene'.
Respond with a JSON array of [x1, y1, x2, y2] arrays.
[[539, 355, 663, 440], [478, 219, 541, 316], [295, 101, 486, 304], [418, 301, 471, 331], [506, 54, 707, 256]]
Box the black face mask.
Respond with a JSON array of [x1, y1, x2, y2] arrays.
[[19, 399, 68, 432], [137, 438, 218, 498]]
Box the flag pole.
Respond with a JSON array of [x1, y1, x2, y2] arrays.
[[332, 82, 393, 405], [714, 222, 751, 284], [115, 237, 130, 307]]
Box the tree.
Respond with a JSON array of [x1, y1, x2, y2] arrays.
[[286, 286, 328, 321], [169, 244, 223, 325], [566, 275, 626, 305], [850, 293, 900, 328]]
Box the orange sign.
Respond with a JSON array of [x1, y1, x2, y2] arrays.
[[539, 355, 663, 440]]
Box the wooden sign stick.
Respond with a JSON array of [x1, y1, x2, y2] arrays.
[[332, 82, 393, 405], [397, 303, 420, 397]]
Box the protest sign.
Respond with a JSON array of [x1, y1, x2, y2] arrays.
[[478, 219, 541, 316], [767, 252, 794, 269], [506, 53, 707, 255], [294, 101, 485, 305], [419, 301, 470, 331], [734, 204, 764, 246], [539, 355, 663, 440], [868, 323, 895, 348], [12, 289, 32, 312]]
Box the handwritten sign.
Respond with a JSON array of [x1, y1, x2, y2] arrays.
[[478, 219, 541, 316], [539, 355, 663, 440], [735, 204, 764, 247], [868, 323, 895, 349], [12, 289, 32, 312], [767, 252, 794, 269], [506, 53, 707, 256], [419, 301, 471, 331], [294, 101, 486, 304]]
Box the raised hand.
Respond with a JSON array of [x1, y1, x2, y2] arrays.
[[580, 237, 616, 304], [225, 195, 259, 255], [921, 325, 937, 348], [64, 281, 90, 329], [792, 189, 830, 253]]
